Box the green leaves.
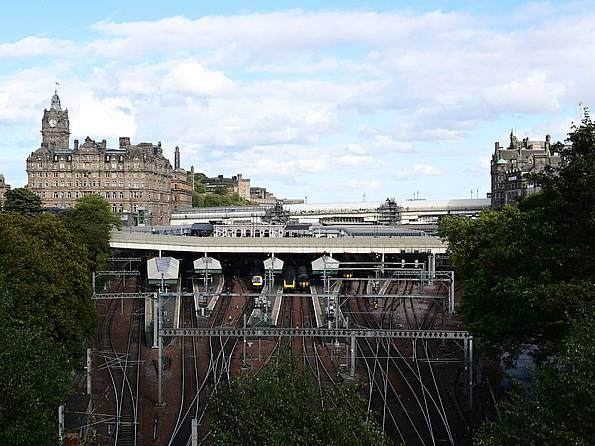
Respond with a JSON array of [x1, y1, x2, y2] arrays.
[[440, 118, 595, 443], [61, 194, 121, 271], [0, 289, 73, 446], [476, 316, 595, 446], [2, 187, 42, 215], [207, 343, 387, 446], [0, 211, 98, 443]]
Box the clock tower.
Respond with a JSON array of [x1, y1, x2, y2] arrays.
[[41, 91, 70, 149]]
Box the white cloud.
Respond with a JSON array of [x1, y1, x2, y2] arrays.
[[347, 179, 381, 191], [337, 154, 380, 167], [373, 135, 413, 152], [3, 5, 595, 199], [0, 36, 75, 59], [396, 163, 440, 179], [483, 73, 566, 113], [414, 163, 439, 176], [162, 62, 233, 96]]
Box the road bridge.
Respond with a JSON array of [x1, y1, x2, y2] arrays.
[[110, 230, 447, 254]]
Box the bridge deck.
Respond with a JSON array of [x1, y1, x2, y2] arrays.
[[110, 230, 447, 254]]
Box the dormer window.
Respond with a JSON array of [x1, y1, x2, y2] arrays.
[[105, 155, 111, 162], [119, 155, 124, 162]]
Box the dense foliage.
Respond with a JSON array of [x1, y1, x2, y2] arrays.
[[61, 194, 122, 271], [439, 118, 595, 362], [3, 187, 42, 215], [476, 315, 595, 446], [191, 172, 253, 207], [439, 117, 595, 444], [0, 194, 118, 444], [0, 290, 72, 446], [207, 344, 387, 446]]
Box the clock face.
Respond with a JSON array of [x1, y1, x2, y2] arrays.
[[48, 119, 57, 128]]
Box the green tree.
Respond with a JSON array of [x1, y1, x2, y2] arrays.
[[439, 117, 595, 362], [61, 194, 121, 271], [476, 315, 595, 446], [0, 213, 96, 361], [207, 344, 387, 446], [0, 289, 72, 446], [3, 187, 42, 215]]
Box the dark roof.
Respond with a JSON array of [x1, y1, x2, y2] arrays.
[[191, 223, 214, 230]]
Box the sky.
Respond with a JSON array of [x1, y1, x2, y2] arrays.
[[0, 0, 592, 203]]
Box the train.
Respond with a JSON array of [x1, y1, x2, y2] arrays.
[[250, 260, 264, 289], [297, 265, 310, 289], [283, 265, 297, 289]]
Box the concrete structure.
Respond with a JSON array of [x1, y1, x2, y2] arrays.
[[110, 230, 447, 254], [171, 206, 267, 225], [213, 223, 284, 238], [0, 174, 10, 210], [285, 201, 384, 224], [491, 131, 563, 208], [286, 198, 487, 226], [170, 198, 488, 227], [399, 198, 491, 224], [26, 92, 192, 224]]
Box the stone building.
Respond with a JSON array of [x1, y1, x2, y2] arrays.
[[26, 92, 192, 224], [204, 173, 251, 200], [490, 131, 562, 208], [0, 174, 11, 210]]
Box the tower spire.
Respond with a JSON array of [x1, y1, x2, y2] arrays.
[[50, 90, 62, 111]]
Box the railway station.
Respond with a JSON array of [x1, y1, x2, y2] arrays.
[[91, 239, 472, 445]]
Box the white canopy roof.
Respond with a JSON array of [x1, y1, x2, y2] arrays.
[[263, 256, 284, 273], [193, 256, 222, 273], [311, 255, 340, 274], [147, 257, 180, 283]]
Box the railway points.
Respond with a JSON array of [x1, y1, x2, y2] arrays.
[[89, 253, 474, 445]]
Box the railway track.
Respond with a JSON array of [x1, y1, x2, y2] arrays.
[[97, 276, 143, 446], [347, 278, 459, 445]]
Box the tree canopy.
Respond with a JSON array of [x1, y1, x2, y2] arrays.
[[191, 172, 253, 207], [0, 212, 96, 361], [0, 289, 72, 446], [207, 344, 387, 446], [439, 116, 595, 443], [439, 117, 595, 362], [3, 187, 42, 215], [476, 314, 595, 446], [61, 194, 121, 271]]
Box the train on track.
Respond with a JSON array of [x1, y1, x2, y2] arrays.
[[283, 265, 297, 289], [250, 260, 264, 289], [297, 265, 310, 289]]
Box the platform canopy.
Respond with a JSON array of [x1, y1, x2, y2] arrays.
[[311, 255, 340, 276], [147, 257, 180, 285], [193, 256, 222, 274], [263, 256, 284, 274]]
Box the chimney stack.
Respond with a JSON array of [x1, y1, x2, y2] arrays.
[[119, 137, 130, 148], [174, 146, 180, 170], [74, 139, 79, 150]]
